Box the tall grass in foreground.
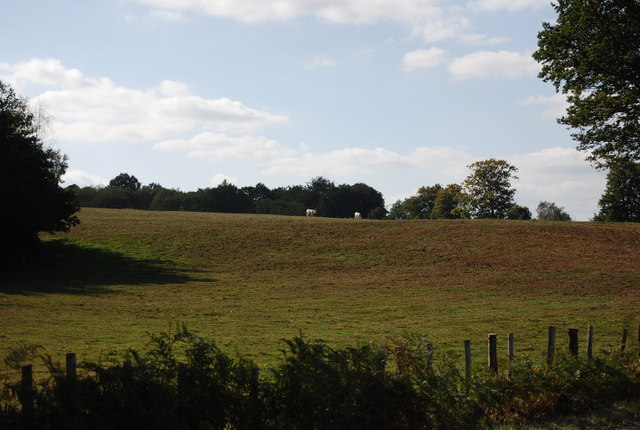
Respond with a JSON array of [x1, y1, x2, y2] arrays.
[[1, 328, 639, 429]]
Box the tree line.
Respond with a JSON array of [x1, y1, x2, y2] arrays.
[[71, 159, 639, 223], [388, 159, 574, 221], [68, 175, 387, 219], [70, 159, 580, 222]]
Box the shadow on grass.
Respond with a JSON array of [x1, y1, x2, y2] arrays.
[[0, 239, 214, 295]]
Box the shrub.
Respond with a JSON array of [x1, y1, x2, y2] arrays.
[[506, 204, 532, 220], [1, 331, 639, 429], [537, 201, 572, 221]]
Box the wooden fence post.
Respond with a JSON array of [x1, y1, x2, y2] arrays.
[[66, 353, 77, 381], [547, 326, 556, 365], [508, 333, 515, 379], [64, 353, 80, 418], [568, 328, 579, 357], [248, 366, 261, 426], [426, 343, 433, 369], [586, 326, 594, 360], [621, 328, 629, 352], [20, 364, 34, 428], [177, 363, 188, 400], [508, 333, 515, 361], [487, 334, 498, 373], [250, 366, 259, 400], [464, 340, 471, 392]]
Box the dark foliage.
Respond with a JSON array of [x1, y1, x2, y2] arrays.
[[534, 0, 640, 167], [403, 185, 443, 219], [537, 201, 572, 221], [0, 81, 79, 269], [431, 184, 464, 219], [109, 173, 142, 191], [506, 204, 533, 220], [69, 175, 386, 218], [2, 330, 639, 429], [388, 183, 464, 220], [595, 160, 640, 222]]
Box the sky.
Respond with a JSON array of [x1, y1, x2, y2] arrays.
[[1, 0, 608, 220]]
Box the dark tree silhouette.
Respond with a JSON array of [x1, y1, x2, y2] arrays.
[[109, 173, 142, 190], [595, 160, 640, 222], [506, 204, 532, 220], [0, 81, 79, 268]]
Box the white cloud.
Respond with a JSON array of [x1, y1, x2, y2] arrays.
[[158, 79, 191, 97], [420, 15, 472, 42], [132, 0, 501, 44], [149, 9, 186, 21], [0, 58, 288, 143], [133, 0, 443, 24], [403, 47, 448, 71], [263, 147, 411, 177], [519, 93, 568, 119], [306, 54, 337, 70], [509, 147, 596, 183], [449, 50, 539, 80], [210, 173, 240, 186], [507, 147, 606, 220], [263, 145, 473, 179], [154, 132, 294, 160], [61, 170, 109, 187], [410, 146, 475, 178], [469, 0, 550, 12], [459, 34, 507, 45], [0, 58, 88, 91], [416, 11, 509, 44]]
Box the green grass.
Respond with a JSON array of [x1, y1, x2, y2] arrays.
[[1, 208, 639, 370]]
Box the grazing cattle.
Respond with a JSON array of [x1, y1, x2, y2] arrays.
[[306, 209, 317, 217], [354, 212, 362, 219]]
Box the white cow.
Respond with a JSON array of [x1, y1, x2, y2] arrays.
[[354, 212, 362, 219], [306, 209, 317, 217]]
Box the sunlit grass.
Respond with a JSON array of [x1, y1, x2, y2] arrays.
[[1, 208, 639, 369]]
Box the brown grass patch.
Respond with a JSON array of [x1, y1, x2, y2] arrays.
[[1, 209, 638, 367]]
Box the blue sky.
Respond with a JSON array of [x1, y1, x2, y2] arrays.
[[2, 0, 606, 220]]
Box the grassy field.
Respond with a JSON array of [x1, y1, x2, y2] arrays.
[[1, 208, 639, 369]]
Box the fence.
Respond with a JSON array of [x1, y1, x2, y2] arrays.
[[11, 323, 640, 422]]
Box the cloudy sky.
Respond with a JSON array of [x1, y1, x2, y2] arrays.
[[2, 0, 606, 220]]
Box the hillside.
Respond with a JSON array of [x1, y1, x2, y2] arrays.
[[1, 208, 639, 364]]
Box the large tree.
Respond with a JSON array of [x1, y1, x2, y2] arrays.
[[389, 184, 463, 220], [109, 173, 142, 190], [536, 201, 572, 221], [533, 0, 640, 167], [405, 184, 443, 219], [594, 160, 640, 222], [387, 199, 411, 220], [348, 182, 385, 219], [0, 81, 79, 268], [431, 184, 464, 219], [506, 204, 532, 220], [461, 159, 518, 219]]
